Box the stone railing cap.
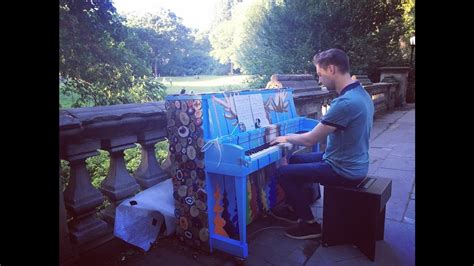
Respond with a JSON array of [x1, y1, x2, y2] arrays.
[[60, 102, 166, 130], [271, 74, 316, 81], [378, 66, 412, 72]]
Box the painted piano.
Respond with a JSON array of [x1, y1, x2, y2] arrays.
[[165, 88, 319, 259]]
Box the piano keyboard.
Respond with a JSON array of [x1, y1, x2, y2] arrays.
[[245, 142, 277, 156], [246, 142, 293, 159]]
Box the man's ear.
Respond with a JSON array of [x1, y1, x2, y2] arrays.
[[328, 65, 336, 74]]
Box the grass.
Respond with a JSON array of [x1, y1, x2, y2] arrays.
[[59, 75, 255, 108], [161, 75, 254, 95]]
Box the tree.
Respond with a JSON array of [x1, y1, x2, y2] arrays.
[[210, 0, 407, 86], [209, 0, 245, 74], [125, 11, 225, 76], [400, 0, 415, 63], [234, 0, 319, 87], [125, 10, 192, 76], [209, 20, 236, 74], [60, 0, 166, 107], [402, 0, 415, 37], [316, 0, 406, 81], [213, 0, 234, 24]]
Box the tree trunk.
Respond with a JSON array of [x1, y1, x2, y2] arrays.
[[154, 59, 158, 77]]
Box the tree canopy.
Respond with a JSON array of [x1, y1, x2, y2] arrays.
[[209, 0, 408, 86], [60, 0, 166, 106], [60, 0, 225, 107]]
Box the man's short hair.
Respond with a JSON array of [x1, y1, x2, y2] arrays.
[[313, 48, 350, 74]]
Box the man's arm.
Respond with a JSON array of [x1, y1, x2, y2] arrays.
[[270, 122, 337, 147]]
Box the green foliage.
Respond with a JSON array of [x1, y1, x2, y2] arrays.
[[244, 75, 271, 89], [184, 31, 228, 76], [155, 141, 169, 164], [60, 0, 166, 107], [209, 20, 236, 65], [60, 160, 70, 191], [60, 0, 229, 107], [86, 150, 110, 188], [124, 12, 227, 77], [317, 0, 407, 79], [128, 77, 167, 103], [60, 141, 169, 192], [402, 0, 415, 36], [399, 0, 415, 64], [210, 0, 407, 81], [234, 1, 318, 80], [125, 11, 191, 76], [123, 145, 142, 174], [209, 0, 248, 74]]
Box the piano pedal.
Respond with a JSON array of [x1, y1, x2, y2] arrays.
[[233, 256, 246, 265], [261, 210, 271, 219]]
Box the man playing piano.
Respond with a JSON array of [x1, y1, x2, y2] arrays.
[[270, 48, 375, 239]]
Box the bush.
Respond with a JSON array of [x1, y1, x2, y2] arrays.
[[86, 150, 111, 189], [60, 141, 169, 192]]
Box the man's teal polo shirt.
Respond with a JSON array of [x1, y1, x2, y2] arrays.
[[321, 81, 375, 179]]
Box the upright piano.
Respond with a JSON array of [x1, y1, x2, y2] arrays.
[[165, 88, 320, 258]]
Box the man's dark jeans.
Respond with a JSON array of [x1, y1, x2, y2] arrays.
[[276, 152, 364, 221]]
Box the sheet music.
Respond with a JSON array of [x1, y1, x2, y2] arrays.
[[233, 95, 255, 131], [249, 94, 270, 128]]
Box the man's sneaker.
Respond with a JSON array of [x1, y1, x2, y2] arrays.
[[269, 205, 300, 223], [285, 221, 322, 240]]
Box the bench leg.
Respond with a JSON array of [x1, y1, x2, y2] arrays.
[[376, 206, 386, 241], [353, 201, 380, 261], [322, 187, 352, 247], [358, 237, 376, 261]]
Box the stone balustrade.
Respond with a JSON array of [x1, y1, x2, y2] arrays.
[[60, 102, 171, 262]]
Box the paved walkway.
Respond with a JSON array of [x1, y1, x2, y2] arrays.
[[306, 104, 415, 265], [74, 104, 415, 266]]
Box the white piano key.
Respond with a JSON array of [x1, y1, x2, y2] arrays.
[[247, 142, 293, 160]]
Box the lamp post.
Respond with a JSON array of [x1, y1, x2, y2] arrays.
[[409, 36, 415, 67]]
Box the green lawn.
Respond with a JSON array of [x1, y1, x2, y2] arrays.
[[60, 75, 254, 108], [161, 75, 253, 95]]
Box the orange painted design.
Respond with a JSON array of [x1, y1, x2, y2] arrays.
[[213, 184, 229, 237]]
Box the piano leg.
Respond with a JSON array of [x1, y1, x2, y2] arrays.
[[235, 175, 249, 257], [207, 176, 248, 259], [208, 174, 248, 258], [206, 173, 215, 252]]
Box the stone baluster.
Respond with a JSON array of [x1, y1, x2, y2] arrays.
[[135, 130, 170, 189], [60, 163, 76, 262], [62, 140, 108, 244], [387, 84, 397, 110], [379, 67, 410, 107], [381, 86, 389, 111], [100, 136, 140, 224], [381, 76, 399, 110]]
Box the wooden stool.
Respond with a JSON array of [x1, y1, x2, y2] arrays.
[[322, 177, 392, 261]]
